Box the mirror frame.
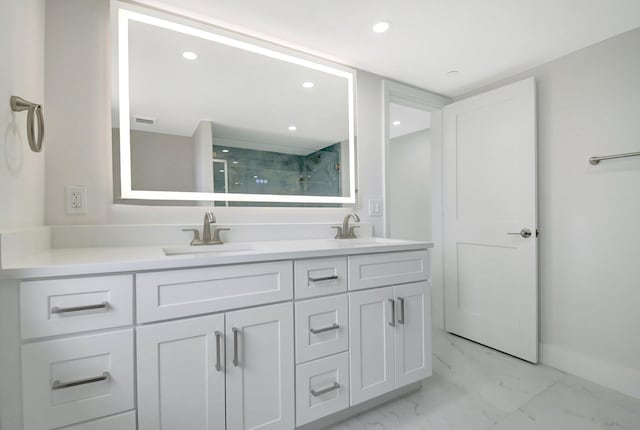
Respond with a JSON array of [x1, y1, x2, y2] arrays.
[[112, 2, 357, 204]]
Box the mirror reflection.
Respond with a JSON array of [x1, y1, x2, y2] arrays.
[[112, 10, 355, 205]]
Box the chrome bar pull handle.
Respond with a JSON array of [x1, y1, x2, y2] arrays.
[[388, 299, 396, 327], [51, 301, 109, 314], [52, 371, 110, 390], [232, 327, 240, 367], [310, 382, 340, 397], [214, 331, 223, 372], [507, 228, 532, 238], [310, 323, 340, 334], [398, 297, 405, 325], [308, 275, 338, 282]]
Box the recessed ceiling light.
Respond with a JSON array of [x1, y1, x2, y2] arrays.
[[302, 82, 315, 89], [446, 70, 460, 78], [182, 51, 198, 60], [221, 149, 230, 153], [288, 125, 297, 131], [372, 21, 391, 33], [392, 120, 401, 126]]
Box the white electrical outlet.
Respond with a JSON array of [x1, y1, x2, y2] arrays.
[[66, 185, 87, 215]]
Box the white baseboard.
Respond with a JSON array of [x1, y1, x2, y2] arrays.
[[540, 343, 640, 400]]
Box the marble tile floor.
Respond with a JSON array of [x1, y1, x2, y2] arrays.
[[327, 330, 640, 430]]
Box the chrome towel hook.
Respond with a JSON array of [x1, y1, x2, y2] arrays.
[[10, 96, 44, 152]]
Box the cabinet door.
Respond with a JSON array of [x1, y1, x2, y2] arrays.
[[226, 302, 294, 430], [394, 281, 432, 387], [137, 314, 225, 430], [349, 287, 395, 405]]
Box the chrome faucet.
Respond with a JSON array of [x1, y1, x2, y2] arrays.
[[182, 212, 230, 245], [332, 213, 360, 239]]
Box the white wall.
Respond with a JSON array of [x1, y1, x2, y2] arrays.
[[0, 0, 45, 230], [388, 129, 431, 241], [457, 28, 640, 399], [128, 129, 195, 192], [44, 0, 385, 233]]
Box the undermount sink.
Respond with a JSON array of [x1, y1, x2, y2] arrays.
[[163, 244, 255, 256]]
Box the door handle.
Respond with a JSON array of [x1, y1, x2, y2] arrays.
[[232, 327, 240, 367], [398, 297, 405, 325], [507, 228, 532, 238], [214, 331, 223, 372], [388, 299, 396, 327]]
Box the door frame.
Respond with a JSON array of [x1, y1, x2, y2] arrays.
[[381, 80, 450, 328]]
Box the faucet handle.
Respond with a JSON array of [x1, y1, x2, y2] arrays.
[[182, 228, 201, 245], [331, 226, 343, 239], [212, 228, 230, 243]]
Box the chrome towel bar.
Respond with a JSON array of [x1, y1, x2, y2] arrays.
[[589, 151, 640, 165], [10, 95, 44, 152]]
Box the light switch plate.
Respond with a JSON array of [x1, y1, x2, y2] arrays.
[[368, 199, 383, 217]]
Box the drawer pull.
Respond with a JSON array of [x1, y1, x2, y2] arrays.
[[51, 371, 110, 390], [310, 382, 340, 397], [51, 301, 109, 314], [398, 297, 405, 325], [309, 275, 339, 282], [215, 331, 223, 372], [309, 323, 340, 335], [232, 327, 240, 367]]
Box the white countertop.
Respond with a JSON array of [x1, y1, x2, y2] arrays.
[[0, 238, 433, 280]]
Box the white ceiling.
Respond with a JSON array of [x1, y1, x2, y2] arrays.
[[389, 103, 430, 139], [139, 0, 640, 97]]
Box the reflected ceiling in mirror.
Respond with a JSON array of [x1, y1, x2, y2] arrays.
[[112, 3, 356, 204]]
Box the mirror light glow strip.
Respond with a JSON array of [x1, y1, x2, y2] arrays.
[[117, 5, 356, 204]]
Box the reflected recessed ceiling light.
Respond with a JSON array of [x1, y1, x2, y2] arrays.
[[392, 120, 401, 126], [221, 149, 230, 153], [232, 161, 239, 164], [288, 125, 297, 131], [302, 81, 315, 89], [219, 169, 225, 173], [372, 21, 391, 33], [182, 51, 198, 60], [446, 70, 460, 78]]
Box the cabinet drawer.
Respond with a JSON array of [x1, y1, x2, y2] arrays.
[[295, 295, 349, 363], [295, 257, 347, 299], [296, 352, 350, 426], [20, 275, 133, 339], [136, 261, 293, 323], [348, 250, 430, 291], [22, 329, 134, 430], [60, 411, 136, 430]]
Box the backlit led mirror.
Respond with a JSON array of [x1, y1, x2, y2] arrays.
[[111, 2, 356, 206]]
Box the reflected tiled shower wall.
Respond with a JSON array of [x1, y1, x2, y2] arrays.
[[212, 144, 341, 206]]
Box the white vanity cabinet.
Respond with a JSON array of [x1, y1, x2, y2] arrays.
[[225, 303, 295, 430], [136, 303, 294, 430], [348, 265, 431, 405], [10, 244, 431, 430], [136, 314, 226, 430]]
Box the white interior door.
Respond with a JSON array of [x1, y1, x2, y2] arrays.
[[443, 77, 538, 363]]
